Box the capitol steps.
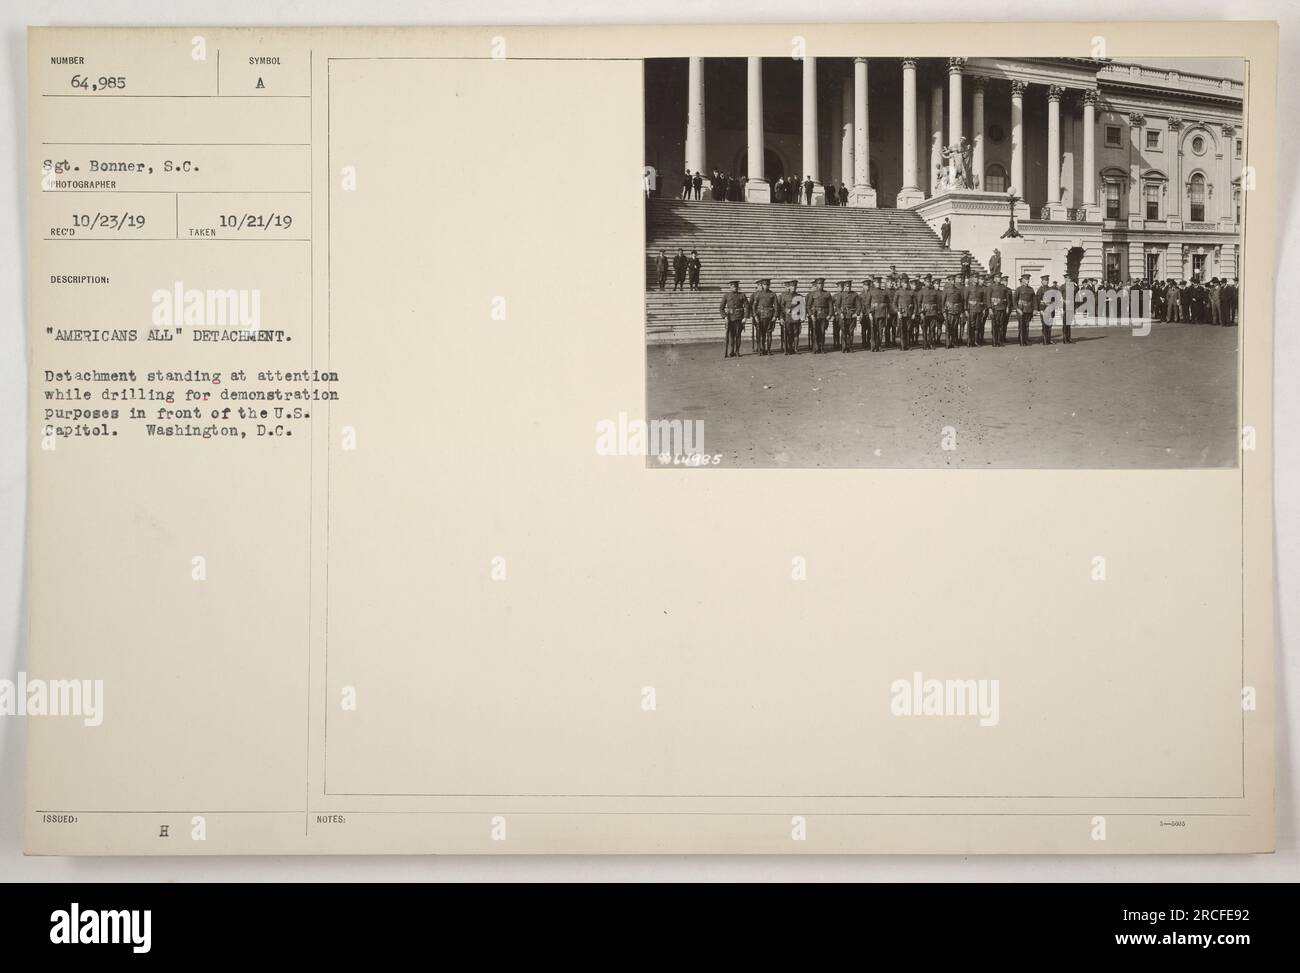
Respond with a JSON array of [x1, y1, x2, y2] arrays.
[[645, 197, 984, 343]]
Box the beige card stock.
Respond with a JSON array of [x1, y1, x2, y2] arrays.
[[24, 24, 1276, 854]]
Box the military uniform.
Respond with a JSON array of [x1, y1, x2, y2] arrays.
[[776, 280, 803, 355], [988, 276, 1011, 347], [941, 278, 963, 349], [864, 281, 890, 352], [1035, 276, 1053, 345], [719, 282, 748, 358], [833, 281, 860, 353], [806, 278, 833, 353], [1013, 276, 1036, 346], [831, 282, 851, 350], [918, 279, 941, 350], [893, 280, 916, 351], [964, 277, 988, 347], [749, 279, 780, 356]]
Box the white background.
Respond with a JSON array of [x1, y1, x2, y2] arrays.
[[0, 0, 1295, 881]]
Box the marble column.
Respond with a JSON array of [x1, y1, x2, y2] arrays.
[[897, 57, 923, 207], [1009, 79, 1026, 200], [685, 57, 707, 195], [1081, 89, 1100, 219], [929, 75, 944, 194], [947, 57, 965, 155], [839, 72, 854, 198], [801, 55, 823, 203], [1045, 85, 1067, 219], [829, 76, 842, 187], [971, 76, 986, 190], [851, 57, 876, 206], [743, 57, 769, 202]]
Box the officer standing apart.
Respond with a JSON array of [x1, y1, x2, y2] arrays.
[[720, 279, 748, 358]]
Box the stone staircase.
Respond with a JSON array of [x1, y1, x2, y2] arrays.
[[645, 198, 983, 343]]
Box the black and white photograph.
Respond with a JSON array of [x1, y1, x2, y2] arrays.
[[644, 56, 1245, 468]]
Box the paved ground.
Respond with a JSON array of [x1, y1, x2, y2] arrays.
[[646, 323, 1239, 468]]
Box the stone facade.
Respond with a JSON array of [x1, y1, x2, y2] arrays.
[[644, 56, 1244, 283]]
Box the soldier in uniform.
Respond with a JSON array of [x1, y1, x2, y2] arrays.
[[987, 274, 1010, 347], [906, 277, 924, 351], [965, 273, 988, 347], [655, 249, 669, 291], [959, 250, 973, 287], [917, 276, 939, 350], [1014, 273, 1036, 347], [837, 280, 860, 353], [687, 250, 701, 291], [882, 278, 898, 348], [777, 278, 802, 355], [859, 277, 882, 352], [988, 248, 1002, 279], [831, 279, 851, 350], [941, 274, 963, 349], [806, 277, 833, 353], [720, 279, 748, 358], [750, 278, 780, 356], [894, 275, 915, 351], [1035, 274, 1054, 345]]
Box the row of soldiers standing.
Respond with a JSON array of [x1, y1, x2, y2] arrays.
[[720, 273, 1069, 358]]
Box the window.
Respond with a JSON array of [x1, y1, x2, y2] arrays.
[[1105, 126, 1122, 147], [1145, 182, 1160, 220], [1236, 139, 1243, 159], [1145, 129, 1160, 150], [1191, 134, 1206, 155], [984, 163, 1007, 194], [1105, 181, 1120, 219], [1189, 173, 1206, 222]]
